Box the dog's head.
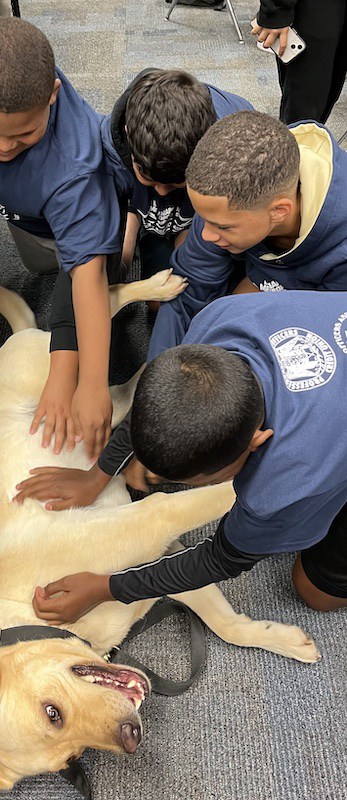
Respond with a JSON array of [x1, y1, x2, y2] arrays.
[[0, 637, 150, 790]]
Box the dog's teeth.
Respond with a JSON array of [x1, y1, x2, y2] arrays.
[[134, 698, 142, 710], [83, 675, 96, 682], [127, 680, 137, 688]]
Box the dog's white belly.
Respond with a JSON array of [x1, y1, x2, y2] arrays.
[[0, 405, 156, 655]]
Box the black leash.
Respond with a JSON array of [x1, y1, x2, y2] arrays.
[[109, 599, 206, 696]]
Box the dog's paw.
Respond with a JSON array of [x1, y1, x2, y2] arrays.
[[257, 620, 321, 663], [142, 269, 188, 302]]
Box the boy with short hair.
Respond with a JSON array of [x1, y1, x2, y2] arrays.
[[0, 18, 124, 459], [103, 68, 253, 277], [29, 291, 347, 622], [147, 109, 347, 360], [49, 69, 252, 440]]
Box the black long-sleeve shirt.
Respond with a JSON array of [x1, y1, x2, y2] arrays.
[[109, 515, 266, 603], [257, 0, 299, 28]]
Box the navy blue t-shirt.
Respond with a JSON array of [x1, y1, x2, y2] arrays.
[[184, 291, 347, 554], [0, 68, 121, 271]]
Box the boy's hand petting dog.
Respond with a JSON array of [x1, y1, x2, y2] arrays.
[[71, 383, 113, 460], [31, 350, 79, 455], [13, 463, 111, 511], [33, 572, 112, 625]]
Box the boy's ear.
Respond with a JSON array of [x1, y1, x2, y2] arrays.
[[269, 197, 293, 225], [249, 428, 273, 452], [49, 79, 61, 107]]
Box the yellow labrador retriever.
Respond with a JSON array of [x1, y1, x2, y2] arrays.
[[0, 290, 320, 791]]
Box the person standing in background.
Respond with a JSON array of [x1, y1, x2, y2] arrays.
[[252, 0, 347, 124]]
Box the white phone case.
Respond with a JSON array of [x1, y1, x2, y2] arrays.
[[251, 19, 306, 63]]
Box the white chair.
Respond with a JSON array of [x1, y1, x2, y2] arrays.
[[165, 0, 245, 44]]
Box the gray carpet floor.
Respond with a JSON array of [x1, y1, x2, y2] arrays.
[[1, 2, 346, 799]]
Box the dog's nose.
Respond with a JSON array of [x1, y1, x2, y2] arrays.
[[120, 721, 142, 754]]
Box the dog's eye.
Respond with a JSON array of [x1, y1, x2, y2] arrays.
[[45, 705, 62, 726]]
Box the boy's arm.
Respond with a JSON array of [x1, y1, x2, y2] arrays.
[[32, 258, 113, 459], [30, 349, 79, 454], [31, 515, 266, 623], [49, 270, 77, 352], [147, 214, 245, 361], [121, 210, 141, 268], [71, 255, 113, 460]]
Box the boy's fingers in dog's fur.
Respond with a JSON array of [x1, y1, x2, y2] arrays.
[[53, 415, 72, 454], [45, 499, 75, 511], [65, 417, 77, 452], [14, 469, 66, 503], [41, 417, 56, 448], [30, 405, 45, 435], [32, 585, 65, 620]]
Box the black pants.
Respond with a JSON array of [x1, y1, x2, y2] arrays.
[[301, 502, 347, 597], [278, 0, 347, 123]]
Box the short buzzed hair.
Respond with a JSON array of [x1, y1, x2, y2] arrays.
[[131, 344, 264, 481], [186, 110, 300, 209], [0, 19, 55, 113]]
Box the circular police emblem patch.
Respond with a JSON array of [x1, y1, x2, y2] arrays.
[[333, 311, 347, 355], [269, 327, 336, 392]]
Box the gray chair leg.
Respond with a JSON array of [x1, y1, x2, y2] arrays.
[[165, 0, 180, 20], [225, 0, 244, 43], [165, 0, 244, 44]]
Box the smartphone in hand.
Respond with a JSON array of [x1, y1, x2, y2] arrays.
[[251, 19, 306, 63]]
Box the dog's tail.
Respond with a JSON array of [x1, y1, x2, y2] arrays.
[[0, 286, 36, 333]]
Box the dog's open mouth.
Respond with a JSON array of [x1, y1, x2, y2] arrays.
[[72, 665, 150, 710]]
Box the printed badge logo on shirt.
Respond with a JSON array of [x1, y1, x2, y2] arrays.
[[259, 279, 284, 292], [333, 311, 347, 355], [269, 328, 336, 392], [138, 199, 192, 236]]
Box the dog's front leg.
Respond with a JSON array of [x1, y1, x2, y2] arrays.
[[144, 481, 235, 545], [170, 579, 321, 664]]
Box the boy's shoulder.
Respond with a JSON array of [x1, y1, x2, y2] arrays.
[[44, 67, 105, 178], [206, 83, 253, 117]]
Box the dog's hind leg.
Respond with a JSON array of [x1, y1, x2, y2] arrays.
[[170, 580, 321, 664], [0, 287, 36, 333], [109, 365, 146, 428], [0, 328, 50, 401]]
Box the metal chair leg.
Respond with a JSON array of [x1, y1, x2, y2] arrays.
[[225, 0, 244, 43], [165, 0, 244, 44], [11, 0, 20, 16], [165, 0, 180, 20]]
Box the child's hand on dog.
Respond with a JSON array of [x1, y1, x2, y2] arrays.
[[33, 572, 112, 625], [31, 351, 79, 455], [13, 463, 111, 510]]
